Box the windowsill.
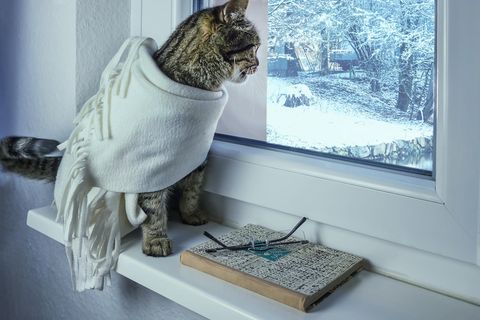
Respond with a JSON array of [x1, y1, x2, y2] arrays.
[[27, 206, 480, 320]]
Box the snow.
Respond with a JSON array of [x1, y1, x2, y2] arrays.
[[267, 76, 433, 150], [266, 0, 435, 171], [274, 83, 313, 107], [283, 84, 314, 99]]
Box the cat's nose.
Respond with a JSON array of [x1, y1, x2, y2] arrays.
[[248, 60, 259, 74], [247, 65, 257, 74]]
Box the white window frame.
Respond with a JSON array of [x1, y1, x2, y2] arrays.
[[132, 0, 480, 301]]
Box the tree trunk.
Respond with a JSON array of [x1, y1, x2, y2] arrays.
[[396, 1, 414, 112], [416, 63, 434, 123], [284, 42, 299, 77], [346, 24, 381, 92], [320, 29, 329, 74], [396, 41, 414, 111], [368, 57, 382, 93]]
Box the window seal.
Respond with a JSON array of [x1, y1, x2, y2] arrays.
[[214, 133, 434, 178]]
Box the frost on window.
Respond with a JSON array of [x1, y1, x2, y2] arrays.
[[267, 0, 436, 172]]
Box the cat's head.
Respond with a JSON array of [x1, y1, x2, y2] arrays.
[[212, 0, 261, 84], [155, 0, 261, 91]]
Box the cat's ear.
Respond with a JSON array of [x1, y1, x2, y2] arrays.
[[220, 0, 249, 23]]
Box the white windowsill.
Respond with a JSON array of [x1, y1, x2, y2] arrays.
[[27, 206, 480, 320]]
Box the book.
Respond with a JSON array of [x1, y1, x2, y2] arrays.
[[180, 223, 366, 311]]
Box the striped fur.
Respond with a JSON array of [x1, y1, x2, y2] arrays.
[[154, 0, 260, 90], [0, 136, 61, 181], [139, 188, 173, 256]]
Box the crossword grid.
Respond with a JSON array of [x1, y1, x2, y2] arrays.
[[189, 224, 364, 296]]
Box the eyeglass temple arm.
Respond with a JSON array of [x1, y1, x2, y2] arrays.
[[203, 232, 250, 252], [203, 231, 228, 248], [270, 217, 307, 243], [203, 217, 307, 249]]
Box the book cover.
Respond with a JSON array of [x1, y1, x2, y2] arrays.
[[180, 223, 366, 311]]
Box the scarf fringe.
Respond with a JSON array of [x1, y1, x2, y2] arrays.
[[56, 37, 149, 292], [56, 135, 122, 291]]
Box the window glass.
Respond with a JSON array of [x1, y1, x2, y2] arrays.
[[209, 0, 436, 174]]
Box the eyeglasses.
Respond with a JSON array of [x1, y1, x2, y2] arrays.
[[203, 217, 309, 253]]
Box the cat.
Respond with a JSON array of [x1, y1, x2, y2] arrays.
[[0, 0, 260, 257]]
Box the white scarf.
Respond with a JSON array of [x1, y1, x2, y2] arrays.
[[54, 37, 228, 291]]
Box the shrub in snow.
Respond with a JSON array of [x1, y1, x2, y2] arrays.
[[277, 84, 313, 108]]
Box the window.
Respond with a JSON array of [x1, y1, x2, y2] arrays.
[[191, 0, 479, 263], [138, 0, 480, 302], [193, 0, 209, 12], [209, 0, 436, 175]]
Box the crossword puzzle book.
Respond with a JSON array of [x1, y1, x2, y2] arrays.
[[180, 224, 365, 311]]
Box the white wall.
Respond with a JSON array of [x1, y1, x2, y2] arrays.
[[0, 0, 75, 139], [0, 1, 203, 319], [76, 0, 131, 110]]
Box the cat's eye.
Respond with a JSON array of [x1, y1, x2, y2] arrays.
[[239, 44, 256, 52], [226, 44, 257, 56]]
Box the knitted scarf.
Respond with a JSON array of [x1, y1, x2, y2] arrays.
[[54, 37, 228, 291]]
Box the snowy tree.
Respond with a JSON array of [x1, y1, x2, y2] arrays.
[[268, 0, 435, 119], [333, 0, 399, 92], [396, 0, 435, 115]]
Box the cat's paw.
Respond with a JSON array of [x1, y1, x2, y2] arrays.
[[181, 210, 208, 226], [142, 237, 172, 257]]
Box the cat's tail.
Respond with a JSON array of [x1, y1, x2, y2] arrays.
[[0, 136, 62, 182]]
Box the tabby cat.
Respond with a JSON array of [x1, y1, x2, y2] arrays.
[[0, 0, 260, 257]]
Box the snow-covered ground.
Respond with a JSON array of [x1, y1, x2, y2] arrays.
[[267, 75, 434, 169]]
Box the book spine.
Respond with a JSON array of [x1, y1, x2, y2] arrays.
[[180, 250, 309, 312]]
